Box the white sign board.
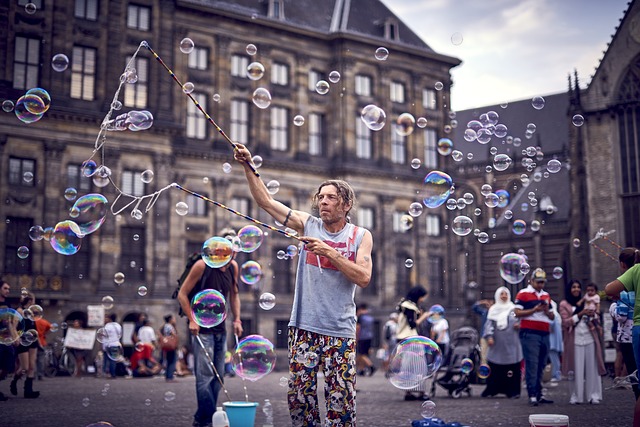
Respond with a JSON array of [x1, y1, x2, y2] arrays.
[[87, 305, 105, 328], [64, 328, 97, 350], [122, 322, 135, 346]]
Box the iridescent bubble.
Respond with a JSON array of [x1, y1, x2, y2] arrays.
[[437, 138, 453, 156], [421, 400, 437, 419], [552, 266, 564, 280], [572, 238, 581, 248], [2, 100, 15, 112], [252, 88, 271, 109], [191, 289, 227, 328], [422, 171, 453, 209], [140, 170, 154, 184], [232, 335, 277, 381], [238, 225, 264, 253], [71, 194, 108, 235], [360, 104, 386, 131], [202, 237, 233, 268], [460, 358, 474, 374], [572, 114, 585, 127], [531, 96, 545, 110], [512, 219, 526, 236], [477, 363, 491, 379], [113, 272, 125, 285], [408, 202, 423, 217], [266, 180, 280, 195], [236, 40, 255, 56], [404, 259, 414, 268], [410, 158, 421, 169], [493, 154, 512, 172], [101, 296, 114, 310], [14, 95, 44, 124], [293, 115, 305, 126], [43, 227, 54, 241], [476, 128, 491, 144], [175, 202, 189, 216], [252, 155, 263, 169], [477, 232, 489, 244], [222, 162, 232, 173], [51, 53, 70, 72], [481, 184, 492, 197], [111, 100, 123, 110], [451, 216, 473, 236], [388, 336, 442, 389], [21, 94, 45, 116], [499, 253, 528, 285], [240, 260, 262, 285], [400, 214, 414, 231], [259, 292, 276, 310], [28, 305, 43, 321], [315, 80, 330, 95], [182, 82, 195, 94], [106, 343, 124, 362], [374, 47, 389, 61], [64, 187, 78, 201], [484, 193, 499, 208], [50, 220, 83, 256], [17, 246, 29, 259], [545, 159, 562, 174], [179, 38, 195, 54], [286, 245, 298, 257], [247, 62, 265, 80], [395, 113, 415, 136], [50, 323, 59, 333], [82, 160, 97, 177], [137, 285, 148, 297]]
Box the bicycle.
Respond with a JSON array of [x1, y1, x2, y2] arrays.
[[42, 343, 76, 377]]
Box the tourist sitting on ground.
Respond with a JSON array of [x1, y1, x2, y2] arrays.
[[130, 343, 161, 378]]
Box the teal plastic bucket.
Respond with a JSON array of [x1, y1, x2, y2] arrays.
[[223, 401, 259, 427]]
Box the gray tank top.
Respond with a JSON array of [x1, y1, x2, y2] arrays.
[[289, 216, 366, 339]]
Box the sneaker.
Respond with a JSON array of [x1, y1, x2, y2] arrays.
[[529, 397, 538, 407], [537, 396, 554, 404]]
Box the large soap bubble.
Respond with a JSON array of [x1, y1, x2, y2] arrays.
[[240, 260, 263, 285], [202, 236, 233, 268], [232, 335, 277, 381], [191, 289, 227, 328], [238, 225, 264, 253], [499, 253, 528, 284], [50, 220, 83, 255], [71, 194, 108, 235], [423, 171, 453, 209], [0, 308, 25, 345], [388, 336, 442, 390], [360, 104, 386, 131]]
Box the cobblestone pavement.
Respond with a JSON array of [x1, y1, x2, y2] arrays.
[[1, 369, 635, 427]]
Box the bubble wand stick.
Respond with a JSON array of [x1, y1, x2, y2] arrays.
[[234, 334, 249, 402], [195, 335, 232, 402], [141, 41, 260, 178]]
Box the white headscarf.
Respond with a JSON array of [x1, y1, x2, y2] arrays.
[[487, 286, 516, 330]]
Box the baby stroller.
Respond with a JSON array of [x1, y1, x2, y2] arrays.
[[430, 326, 481, 399]]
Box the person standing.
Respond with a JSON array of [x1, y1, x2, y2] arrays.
[[34, 316, 52, 380], [10, 292, 40, 398], [382, 312, 399, 374], [178, 243, 242, 427], [559, 279, 606, 404], [0, 279, 14, 401], [356, 303, 376, 376], [548, 301, 563, 382], [481, 286, 522, 399], [137, 319, 156, 348], [102, 313, 122, 379], [514, 268, 555, 407], [234, 144, 373, 427], [160, 314, 178, 382], [473, 298, 494, 365], [428, 305, 449, 358], [610, 290, 638, 398]]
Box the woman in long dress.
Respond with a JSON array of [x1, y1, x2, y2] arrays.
[[481, 286, 522, 398]]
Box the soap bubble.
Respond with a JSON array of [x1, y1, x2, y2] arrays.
[[266, 180, 280, 195], [435, 82, 444, 91], [293, 115, 305, 126], [240, 261, 263, 285], [105, 344, 124, 362], [493, 154, 512, 172], [252, 155, 263, 168], [405, 259, 414, 268], [494, 123, 508, 138], [140, 170, 154, 183], [400, 214, 414, 231], [182, 82, 195, 94], [64, 187, 78, 201], [164, 391, 176, 402], [202, 237, 233, 268], [82, 160, 97, 177], [247, 62, 265, 80], [101, 296, 114, 310], [213, 93, 221, 103], [28, 305, 43, 321], [416, 117, 427, 128], [252, 88, 271, 109], [547, 159, 562, 173], [191, 289, 227, 328], [512, 219, 526, 235], [451, 150, 463, 161], [315, 80, 330, 95], [421, 400, 437, 419], [17, 246, 29, 259], [175, 202, 189, 216], [495, 189, 510, 208], [530, 220, 541, 232], [388, 336, 442, 389], [422, 171, 453, 209], [451, 32, 463, 45], [259, 292, 276, 310], [14, 96, 44, 124], [222, 162, 232, 173], [477, 363, 491, 379], [531, 96, 545, 110], [179, 38, 194, 54], [50, 220, 83, 256], [137, 286, 148, 296], [484, 193, 499, 208], [2, 100, 14, 112], [395, 113, 415, 136], [552, 266, 564, 280], [328, 71, 341, 83], [71, 194, 108, 235], [437, 138, 453, 156], [411, 158, 421, 169], [25, 3, 37, 14], [477, 232, 489, 244], [238, 225, 264, 253], [374, 47, 389, 61], [51, 53, 70, 72], [96, 327, 110, 343], [113, 272, 125, 285], [451, 216, 473, 236], [25, 88, 51, 114], [286, 245, 298, 257], [408, 202, 423, 217], [20, 329, 38, 346], [572, 238, 581, 248], [572, 114, 585, 127], [360, 104, 386, 131], [29, 225, 44, 241], [232, 335, 277, 381], [499, 253, 528, 284], [460, 358, 474, 374], [246, 44, 257, 55]]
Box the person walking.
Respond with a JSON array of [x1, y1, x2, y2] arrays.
[[382, 312, 399, 374], [514, 268, 555, 407], [548, 301, 563, 382], [102, 313, 122, 379], [160, 314, 178, 382], [356, 303, 376, 376], [10, 292, 40, 398], [234, 144, 374, 426]]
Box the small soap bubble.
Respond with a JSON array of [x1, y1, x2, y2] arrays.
[[552, 266, 564, 280], [360, 104, 386, 131], [408, 202, 423, 217], [400, 214, 414, 231], [202, 237, 233, 268], [512, 219, 526, 236], [101, 296, 114, 309], [293, 115, 305, 126], [240, 260, 263, 285], [451, 150, 463, 161], [164, 391, 176, 402], [17, 246, 29, 259], [131, 209, 143, 220], [175, 202, 189, 216], [259, 292, 276, 310], [477, 364, 491, 379], [451, 32, 463, 45], [423, 171, 453, 209], [416, 117, 427, 128], [179, 38, 194, 54], [411, 158, 421, 169], [421, 400, 436, 419], [29, 226, 44, 241], [191, 289, 227, 328], [222, 162, 232, 173], [252, 88, 272, 109], [531, 96, 545, 110], [182, 82, 195, 94], [251, 155, 263, 168], [434, 82, 444, 91], [395, 113, 415, 136], [279, 376, 288, 387], [246, 44, 257, 55], [25, 3, 37, 14], [64, 187, 78, 201], [52, 54, 70, 72], [315, 80, 330, 95], [111, 100, 122, 110], [437, 138, 453, 156], [477, 232, 489, 244], [2, 100, 15, 112], [328, 71, 341, 83], [572, 114, 585, 127], [238, 225, 264, 253], [276, 250, 286, 260], [404, 259, 414, 268], [460, 358, 474, 374], [247, 62, 265, 80], [375, 47, 389, 61], [232, 335, 277, 381], [113, 272, 125, 285], [145, 398, 151, 406], [572, 238, 581, 248], [140, 170, 154, 183], [212, 93, 221, 103], [137, 286, 148, 297], [82, 397, 90, 407], [452, 216, 473, 236], [266, 180, 280, 195]]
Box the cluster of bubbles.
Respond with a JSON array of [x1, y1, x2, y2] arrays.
[[387, 336, 442, 390], [231, 334, 277, 381], [277, 244, 300, 260], [2, 87, 52, 124]]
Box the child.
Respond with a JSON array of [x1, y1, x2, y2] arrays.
[[579, 283, 602, 334]]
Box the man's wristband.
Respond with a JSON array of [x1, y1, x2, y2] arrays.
[[233, 319, 242, 325]]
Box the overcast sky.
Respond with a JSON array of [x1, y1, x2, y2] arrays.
[[382, 0, 630, 111]]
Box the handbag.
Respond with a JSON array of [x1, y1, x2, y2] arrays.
[[159, 333, 178, 351]]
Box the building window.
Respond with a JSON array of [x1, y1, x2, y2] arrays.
[[271, 62, 288, 86], [392, 211, 408, 233], [13, 37, 40, 90], [268, 0, 284, 19], [188, 47, 208, 71], [230, 100, 249, 145], [121, 226, 145, 283], [618, 104, 640, 247], [4, 217, 33, 275], [186, 193, 208, 217], [9, 157, 35, 187], [75, 0, 98, 20], [231, 55, 248, 78], [390, 81, 405, 103], [127, 4, 150, 31], [122, 170, 145, 197], [391, 125, 406, 164], [426, 214, 440, 236], [429, 256, 444, 296], [356, 117, 372, 159], [308, 70, 321, 91], [355, 75, 372, 97], [424, 129, 438, 169], [423, 88, 437, 110], [70, 46, 96, 101], [270, 107, 288, 151], [67, 164, 92, 193], [229, 197, 250, 215], [186, 92, 207, 139], [385, 19, 399, 41], [308, 113, 323, 156], [357, 207, 374, 229], [123, 56, 148, 108]]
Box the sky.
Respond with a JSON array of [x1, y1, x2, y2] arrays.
[[382, 0, 630, 111]]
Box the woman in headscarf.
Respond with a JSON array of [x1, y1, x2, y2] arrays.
[[481, 286, 523, 398], [559, 279, 606, 404]]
